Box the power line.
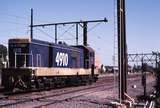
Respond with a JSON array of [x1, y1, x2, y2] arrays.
[[35, 28, 54, 40], [58, 38, 75, 41], [33, 21, 105, 45], [0, 27, 28, 32], [58, 25, 76, 37], [0, 12, 54, 26], [0, 12, 29, 20], [58, 24, 75, 39], [88, 22, 102, 32], [78, 22, 103, 38], [31, 18, 107, 45], [0, 20, 28, 26]]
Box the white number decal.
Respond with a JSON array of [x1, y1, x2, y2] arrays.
[[55, 52, 68, 66], [55, 52, 60, 66]]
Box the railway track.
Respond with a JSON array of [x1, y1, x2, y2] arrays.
[[0, 81, 114, 107], [0, 75, 117, 107], [33, 83, 116, 108], [0, 73, 154, 108]]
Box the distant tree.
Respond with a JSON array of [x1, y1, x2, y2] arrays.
[[133, 65, 142, 72], [155, 63, 160, 94], [0, 44, 7, 68], [150, 54, 160, 106], [0, 44, 7, 59]]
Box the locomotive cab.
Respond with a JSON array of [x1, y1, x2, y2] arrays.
[[83, 46, 95, 69], [2, 38, 34, 91], [9, 38, 30, 68], [83, 46, 96, 78]]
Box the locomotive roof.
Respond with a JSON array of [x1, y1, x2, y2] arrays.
[[9, 38, 67, 45], [9, 38, 94, 52], [9, 38, 80, 50], [9, 38, 31, 43]]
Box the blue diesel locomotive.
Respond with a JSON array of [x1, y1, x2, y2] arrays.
[[2, 38, 98, 91]]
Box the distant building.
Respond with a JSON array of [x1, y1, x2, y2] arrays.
[[105, 66, 115, 73], [95, 54, 102, 69]]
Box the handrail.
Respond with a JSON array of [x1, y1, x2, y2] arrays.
[[14, 52, 33, 68]]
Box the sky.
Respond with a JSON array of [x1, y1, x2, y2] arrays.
[[0, 0, 160, 65]]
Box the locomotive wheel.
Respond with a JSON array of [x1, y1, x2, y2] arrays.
[[85, 76, 93, 85], [7, 76, 15, 91], [36, 79, 45, 90], [44, 78, 53, 90], [14, 76, 28, 91], [50, 80, 55, 89], [60, 80, 66, 87]]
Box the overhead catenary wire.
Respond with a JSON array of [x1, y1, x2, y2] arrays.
[[33, 32, 54, 43], [58, 24, 75, 39], [35, 28, 55, 40], [0, 11, 53, 26], [88, 22, 102, 32], [31, 18, 107, 46], [0, 19, 104, 46], [78, 22, 103, 38], [0, 20, 29, 26], [35, 27, 75, 42], [0, 27, 28, 32], [33, 23, 77, 42], [77, 22, 103, 45], [0, 12, 30, 38], [58, 38, 75, 41], [0, 11, 80, 45], [0, 12, 29, 20]]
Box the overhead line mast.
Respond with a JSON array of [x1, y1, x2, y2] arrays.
[[32, 19, 108, 27], [117, 0, 128, 102], [30, 8, 33, 40], [30, 9, 107, 45]]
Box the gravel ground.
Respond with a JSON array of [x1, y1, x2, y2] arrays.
[[0, 73, 155, 108], [44, 74, 155, 108]]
